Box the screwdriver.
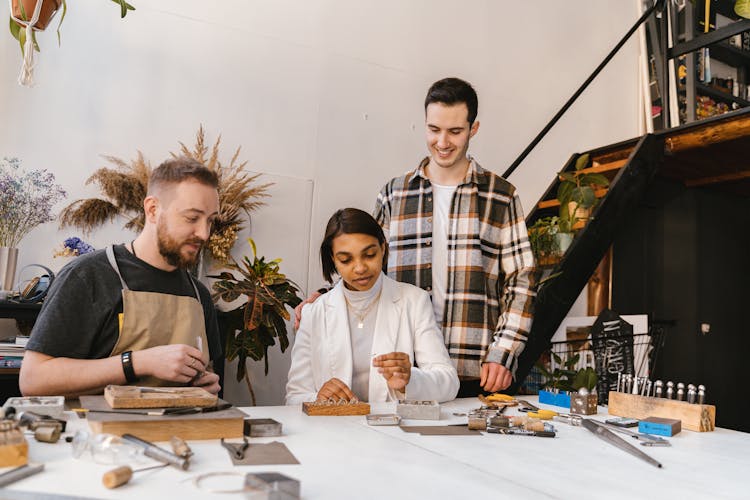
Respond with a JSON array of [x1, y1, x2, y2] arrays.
[[102, 463, 168, 489]]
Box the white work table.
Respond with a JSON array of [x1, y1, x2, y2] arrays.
[[1, 397, 748, 499]]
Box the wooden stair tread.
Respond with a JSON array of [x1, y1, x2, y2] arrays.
[[537, 187, 609, 209]]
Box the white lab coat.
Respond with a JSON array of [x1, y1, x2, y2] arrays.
[[285, 275, 459, 404]]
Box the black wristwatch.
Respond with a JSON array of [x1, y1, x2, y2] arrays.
[[121, 350, 137, 383]]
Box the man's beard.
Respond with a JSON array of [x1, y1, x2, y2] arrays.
[[156, 219, 204, 269]]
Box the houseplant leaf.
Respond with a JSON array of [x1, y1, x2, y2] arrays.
[[735, 0, 750, 18]]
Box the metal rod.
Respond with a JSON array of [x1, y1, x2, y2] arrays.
[[502, 0, 665, 178]]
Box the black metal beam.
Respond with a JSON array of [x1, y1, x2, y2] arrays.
[[669, 19, 750, 59], [502, 0, 665, 179]]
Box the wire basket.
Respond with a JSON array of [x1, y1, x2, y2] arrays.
[[519, 323, 666, 397]]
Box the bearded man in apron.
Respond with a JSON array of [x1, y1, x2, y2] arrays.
[[20, 157, 222, 397]]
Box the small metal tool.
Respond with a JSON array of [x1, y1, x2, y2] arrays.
[[102, 463, 168, 489], [602, 423, 671, 446], [666, 381, 674, 400], [487, 427, 555, 437], [121, 434, 189, 470], [698, 385, 706, 404], [687, 384, 696, 404], [516, 399, 540, 412], [645, 380, 652, 397], [221, 437, 249, 460], [0, 463, 44, 487], [676, 383, 685, 401], [616, 373, 622, 392], [654, 380, 663, 398], [632, 376, 640, 395], [581, 419, 662, 468]]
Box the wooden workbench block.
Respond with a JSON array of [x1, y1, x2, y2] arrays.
[[104, 385, 218, 409], [607, 391, 715, 432], [302, 401, 370, 416]]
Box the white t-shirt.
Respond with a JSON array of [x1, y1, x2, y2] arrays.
[[430, 182, 457, 324]]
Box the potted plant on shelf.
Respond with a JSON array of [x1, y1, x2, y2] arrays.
[[528, 216, 574, 267], [210, 239, 302, 405], [556, 153, 609, 232]]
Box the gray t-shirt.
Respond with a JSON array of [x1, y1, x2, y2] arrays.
[[26, 244, 221, 361]]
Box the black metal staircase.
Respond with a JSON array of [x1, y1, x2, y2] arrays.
[[509, 134, 664, 392]]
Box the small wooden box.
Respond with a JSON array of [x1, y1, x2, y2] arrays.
[[608, 391, 715, 432], [570, 393, 598, 415]]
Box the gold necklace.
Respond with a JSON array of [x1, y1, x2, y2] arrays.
[[344, 290, 381, 329]]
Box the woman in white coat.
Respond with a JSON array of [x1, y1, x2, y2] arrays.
[[286, 208, 459, 404]]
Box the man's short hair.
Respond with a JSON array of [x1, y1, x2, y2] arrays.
[[320, 208, 388, 283], [148, 157, 219, 195], [424, 77, 479, 125]]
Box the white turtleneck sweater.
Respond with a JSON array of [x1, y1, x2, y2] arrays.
[[342, 273, 384, 402]]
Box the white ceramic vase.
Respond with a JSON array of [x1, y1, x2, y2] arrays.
[[0, 247, 19, 292]]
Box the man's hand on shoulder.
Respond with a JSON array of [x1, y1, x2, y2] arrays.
[[293, 291, 323, 329], [133, 344, 205, 384], [480, 362, 512, 393]]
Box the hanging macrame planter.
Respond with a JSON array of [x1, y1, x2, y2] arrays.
[[9, 0, 63, 87]]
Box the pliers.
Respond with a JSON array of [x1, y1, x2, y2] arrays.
[[220, 437, 249, 460]]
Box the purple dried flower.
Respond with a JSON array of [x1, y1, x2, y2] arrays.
[[0, 157, 66, 248]]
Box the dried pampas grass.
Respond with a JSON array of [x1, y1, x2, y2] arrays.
[[59, 126, 271, 263]]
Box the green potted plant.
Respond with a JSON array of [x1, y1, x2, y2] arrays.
[[528, 216, 574, 267], [535, 352, 580, 408], [556, 153, 609, 231], [569, 367, 598, 415], [210, 239, 302, 406]]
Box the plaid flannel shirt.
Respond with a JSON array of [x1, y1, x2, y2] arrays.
[[374, 157, 536, 379]]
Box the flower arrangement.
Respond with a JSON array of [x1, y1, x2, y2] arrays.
[[0, 157, 66, 248], [59, 126, 271, 265], [54, 237, 95, 257]]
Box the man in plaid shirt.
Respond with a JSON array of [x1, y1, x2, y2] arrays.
[[374, 78, 536, 396]]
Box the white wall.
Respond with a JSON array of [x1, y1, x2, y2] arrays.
[[0, 0, 644, 405]]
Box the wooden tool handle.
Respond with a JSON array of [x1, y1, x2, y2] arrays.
[[102, 466, 132, 489]]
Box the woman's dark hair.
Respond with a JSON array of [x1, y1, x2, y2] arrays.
[[320, 208, 388, 283]]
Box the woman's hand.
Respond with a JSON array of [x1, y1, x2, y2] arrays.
[[373, 352, 411, 391], [316, 378, 356, 401]]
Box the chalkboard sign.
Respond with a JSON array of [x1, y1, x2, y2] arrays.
[[590, 309, 635, 405]]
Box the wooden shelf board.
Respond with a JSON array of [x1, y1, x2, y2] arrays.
[[537, 188, 609, 209]]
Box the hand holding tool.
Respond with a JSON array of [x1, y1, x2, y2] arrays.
[[102, 464, 168, 489]]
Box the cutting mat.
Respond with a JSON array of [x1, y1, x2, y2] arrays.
[[80, 396, 244, 441], [104, 385, 218, 409]]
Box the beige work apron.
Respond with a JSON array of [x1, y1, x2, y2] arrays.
[[105, 245, 209, 387]]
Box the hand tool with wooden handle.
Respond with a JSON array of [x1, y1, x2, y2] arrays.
[[102, 464, 168, 489]]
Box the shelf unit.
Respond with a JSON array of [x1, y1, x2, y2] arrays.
[[649, 0, 750, 127]]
